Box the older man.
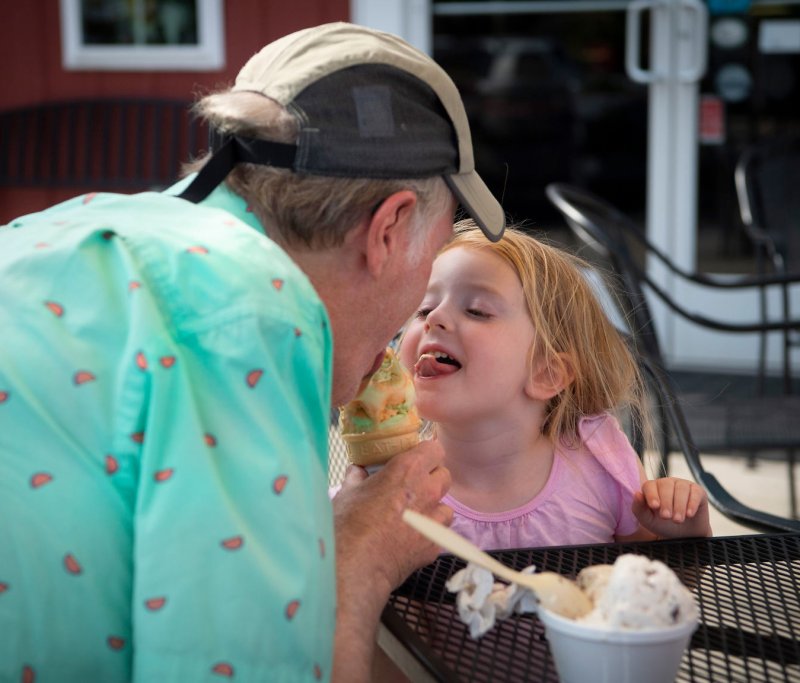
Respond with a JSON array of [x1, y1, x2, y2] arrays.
[[0, 22, 504, 682]]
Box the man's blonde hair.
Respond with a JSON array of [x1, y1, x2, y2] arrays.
[[444, 220, 653, 451], [187, 91, 451, 251]]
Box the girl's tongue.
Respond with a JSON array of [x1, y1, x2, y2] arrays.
[[414, 353, 460, 378]]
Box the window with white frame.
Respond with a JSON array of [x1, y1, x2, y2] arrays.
[[59, 0, 225, 71]]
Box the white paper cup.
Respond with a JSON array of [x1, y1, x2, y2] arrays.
[[538, 607, 698, 683]]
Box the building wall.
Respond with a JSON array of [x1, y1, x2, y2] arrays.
[[1, 0, 349, 219]]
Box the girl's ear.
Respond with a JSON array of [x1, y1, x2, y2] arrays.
[[525, 353, 575, 401]]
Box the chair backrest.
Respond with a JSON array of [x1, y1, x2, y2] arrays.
[[545, 183, 663, 360], [546, 184, 800, 531], [547, 182, 800, 528], [636, 349, 800, 533], [735, 136, 800, 274], [0, 98, 208, 192], [546, 183, 800, 337]]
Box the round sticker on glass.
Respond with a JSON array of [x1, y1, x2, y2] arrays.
[[715, 63, 753, 102], [711, 18, 749, 49]]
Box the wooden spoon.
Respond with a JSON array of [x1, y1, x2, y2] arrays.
[[402, 509, 592, 619]]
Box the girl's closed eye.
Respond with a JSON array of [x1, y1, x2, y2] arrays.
[[415, 307, 432, 320], [466, 307, 491, 319]]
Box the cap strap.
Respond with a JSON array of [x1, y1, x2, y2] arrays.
[[177, 134, 297, 203]]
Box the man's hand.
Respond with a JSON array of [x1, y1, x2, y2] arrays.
[[331, 439, 452, 683], [334, 439, 452, 597]]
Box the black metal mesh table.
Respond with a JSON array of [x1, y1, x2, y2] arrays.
[[382, 533, 800, 682]]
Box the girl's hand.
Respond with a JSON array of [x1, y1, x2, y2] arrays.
[[632, 477, 712, 539]]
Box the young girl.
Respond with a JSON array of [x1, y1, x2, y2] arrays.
[[399, 220, 712, 549]]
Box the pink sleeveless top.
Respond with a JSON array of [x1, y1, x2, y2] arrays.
[[443, 414, 642, 550]]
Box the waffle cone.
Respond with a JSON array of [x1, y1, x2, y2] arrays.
[[342, 427, 420, 467]]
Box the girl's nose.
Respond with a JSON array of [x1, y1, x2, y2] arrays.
[[424, 306, 448, 332]]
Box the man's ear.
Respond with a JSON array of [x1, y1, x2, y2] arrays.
[[525, 353, 575, 401], [365, 190, 418, 278]]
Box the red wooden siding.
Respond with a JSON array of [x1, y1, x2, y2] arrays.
[[1, 0, 349, 220]]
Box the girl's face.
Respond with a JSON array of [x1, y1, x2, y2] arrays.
[[400, 245, 538, 424]]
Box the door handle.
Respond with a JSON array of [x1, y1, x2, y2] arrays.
[[626, 0, 661, 83], [626, 0, 708, 84], [677, 0, 708, 82]]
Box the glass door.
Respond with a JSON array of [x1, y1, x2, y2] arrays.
[[431, 0, 709, 367], [698, 1, 800, 272], [431, 1, 650, 239], [352, 0, 797, 370]]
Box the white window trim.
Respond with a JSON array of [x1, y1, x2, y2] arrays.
[[350, 0, 431, 54], [59, 0, 225, 71]]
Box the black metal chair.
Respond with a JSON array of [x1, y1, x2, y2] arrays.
[[546, 182, 800, 521], [735, 135, 800, 395], [735, 135, 800, 277], [636, 350, 800, 533]]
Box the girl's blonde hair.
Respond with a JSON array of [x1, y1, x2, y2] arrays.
[[186, 91, 451, 253], [445, 219, 652, 450]]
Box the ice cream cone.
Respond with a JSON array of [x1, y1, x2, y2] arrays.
[[339, 347, 421, 468], [342, 425, 421, 467]]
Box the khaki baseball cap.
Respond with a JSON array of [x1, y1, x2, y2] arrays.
[[230, 22, 505, 241]]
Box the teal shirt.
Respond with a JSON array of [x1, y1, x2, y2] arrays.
[[0, 184, 335, 681]]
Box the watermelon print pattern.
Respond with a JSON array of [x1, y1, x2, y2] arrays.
[[0, 189, 335, 680]]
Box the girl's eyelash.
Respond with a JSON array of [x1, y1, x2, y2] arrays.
[[415, 306, 490, 320]]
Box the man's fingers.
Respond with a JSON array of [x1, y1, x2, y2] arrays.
[[402, 503, 454, 537], [396, 438, 446, 472], [341, 464, 368, 489], [428, 464, 452, 499], [403, 504, 455, 563], [429, 502, 454, 527]]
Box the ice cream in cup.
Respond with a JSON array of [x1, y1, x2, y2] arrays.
[[339, 348, 421, 468], [538, 555, 699, 683]]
